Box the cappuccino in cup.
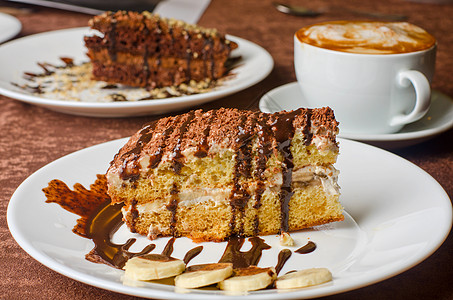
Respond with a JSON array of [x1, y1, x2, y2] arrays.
[[296, 21, 436, 54], [294, 21, 436, 134]]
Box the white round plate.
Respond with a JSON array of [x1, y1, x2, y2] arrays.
[[7, 137, 452, 299], [0, 27, 273, 117], [259, 82, 453, 148], [0, 12, 21, 44]]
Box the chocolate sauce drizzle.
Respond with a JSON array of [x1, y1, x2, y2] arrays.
[[120, 112, 200, 235], [218, 237, 271, 269], [275, 249, 292, 275], [129, 199, 139, 233], [110, 93, 127, 102], [43, 175, 323, 290], [303, 109, 313, 146], [84, 201, 156, 268], [295, 241, 317, 254], [171, 111, 196, 174], [36, 62, 53, 76], [148, 118, 178, 169], [108, 16, 118, 62], [12, 57, 75, 94], [229, 114, 255, 236], [183, 246, 203, 265], [101, 84, 118, 89], [185, 32, 192, 82], [119, 123, 156, 181], [209, 37, 216, 79], [161, 237, 176, 257], [142, 22, 151, 87], [252, 113, 273, 234], [60, 57, 75, 67], [152, 18, 163, 88], [202, 35, 213, 79], [193, 111, 216, 158], [167, 183, 179, 236], [271, 109, 301, 233], [168, 112, 196, 235]]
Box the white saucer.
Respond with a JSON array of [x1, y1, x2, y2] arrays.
[[259, 82, 453, 148], [0, 12, 21, 44]]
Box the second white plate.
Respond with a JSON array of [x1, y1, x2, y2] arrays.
[[7, 137, 452, 299], [0, 12, 21, 44], [0, 27, 273, 117]]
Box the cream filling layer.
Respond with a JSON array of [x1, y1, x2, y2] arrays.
[[120, 165, 340, 236], [122, 165, 340, 217]]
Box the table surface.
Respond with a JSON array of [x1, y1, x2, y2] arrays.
[[1, 0, 452, 299]]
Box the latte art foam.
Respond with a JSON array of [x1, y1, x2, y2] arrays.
[[296, 21, 436, 54]]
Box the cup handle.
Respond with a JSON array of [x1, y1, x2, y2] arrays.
[[390, 70, 431, 127]]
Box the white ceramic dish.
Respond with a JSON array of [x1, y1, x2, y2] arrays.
[[0, 12, 21, 44], [259, 82, 453, 148], [0, 27, 273, 117], [7, 137, 452, 299]]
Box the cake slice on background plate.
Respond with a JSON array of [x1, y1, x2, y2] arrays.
[[84, 11, 238, 88]]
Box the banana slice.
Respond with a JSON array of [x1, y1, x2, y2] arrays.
[[123, 254, 185, 281], [275, 268, 332, 289], [174, 263, 233, 289], [218, 266, 276, 292]]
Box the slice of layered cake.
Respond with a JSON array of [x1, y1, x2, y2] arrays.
[[84, 11, 238, 88], [106, 108, 343, 242]]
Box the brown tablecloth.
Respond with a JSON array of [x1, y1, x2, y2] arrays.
[[1, 0, 452, 299]]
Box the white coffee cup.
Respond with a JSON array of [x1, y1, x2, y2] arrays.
[[294, 21, 436, 134]]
